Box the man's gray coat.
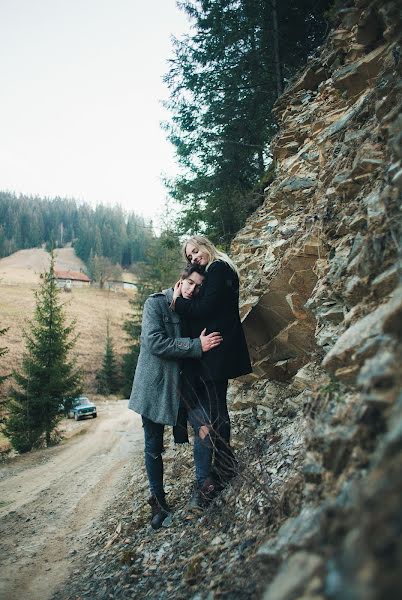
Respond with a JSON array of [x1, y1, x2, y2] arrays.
[[128, 288, 202, 425]]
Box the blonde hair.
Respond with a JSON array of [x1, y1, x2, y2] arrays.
[[182, 235, 239, 275]]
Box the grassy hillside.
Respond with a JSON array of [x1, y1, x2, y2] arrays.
[[0, 249, 136, 398]]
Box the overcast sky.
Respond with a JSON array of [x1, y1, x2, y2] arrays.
[[0, 0, 189, 225]]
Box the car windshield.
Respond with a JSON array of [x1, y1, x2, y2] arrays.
[[74, 397, 91, 406]]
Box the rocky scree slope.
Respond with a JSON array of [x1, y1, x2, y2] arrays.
[[54, 2, 401, 599]]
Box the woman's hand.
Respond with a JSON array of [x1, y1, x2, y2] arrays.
[[200, 328, 223, 353], [173, 280, 182, 301]]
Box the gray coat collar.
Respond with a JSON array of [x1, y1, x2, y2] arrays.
[[150, 287, 174, 307]]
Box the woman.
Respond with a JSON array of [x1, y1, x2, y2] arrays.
[[172, 235, 252, 508]]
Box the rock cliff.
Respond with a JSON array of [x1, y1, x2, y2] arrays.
[[229, 0, 402, 597]]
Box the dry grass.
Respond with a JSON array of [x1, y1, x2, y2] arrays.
[[0, 249, 136, 395]]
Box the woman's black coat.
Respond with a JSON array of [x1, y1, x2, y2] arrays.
[[175, 260, 252, 381]]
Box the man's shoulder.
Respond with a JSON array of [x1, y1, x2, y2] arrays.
[[144, 290, 174, 313]]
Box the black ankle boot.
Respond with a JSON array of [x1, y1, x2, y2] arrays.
[[148, 494, 172, 530], [189, 478, 216, 511]]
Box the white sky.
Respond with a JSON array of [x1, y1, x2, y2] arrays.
[[0, 0, 190, 224]]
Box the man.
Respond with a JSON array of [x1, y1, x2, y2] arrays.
[[129, 264, 222, 529]]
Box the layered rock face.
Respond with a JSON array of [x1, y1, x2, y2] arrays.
[[230, 0, 402, 597]]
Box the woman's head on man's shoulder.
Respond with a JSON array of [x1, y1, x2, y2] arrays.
[[182, 235, 238, 274]]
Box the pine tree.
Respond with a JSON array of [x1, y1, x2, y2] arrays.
[[4, 253, 82, 453], [0, 327, 9, 387], [96, 318, 120, 395], [164, 0, 331, 244], [121, 274, 155, 398]]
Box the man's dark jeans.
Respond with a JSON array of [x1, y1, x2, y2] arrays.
[[142, 416, 165, 498]]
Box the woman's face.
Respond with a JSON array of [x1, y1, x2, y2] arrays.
[[185, 242, 209, 266], [181, 272, 204, 299]]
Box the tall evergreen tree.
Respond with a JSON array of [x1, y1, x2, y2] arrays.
[[0, 327, 9, 387], [164, 0, 331, 245], [96, 318, 121, 395], [4, 253, 82, 453], [121, 278, 154, 398]]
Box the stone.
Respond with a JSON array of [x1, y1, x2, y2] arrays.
[[278, 176, 317, 194], [320, 305, 345, 324], [303, 462, 324, 484], [334, 364, 361, 383], [349, 214, 367, 231], [317, 90, 370, 143], [321, 425, 359, 475], [375, 394, 402, 461], [351, 156, 384, 179], [382, 286, 402, 340], [357, 7, 384, 47], [358, 350, 402, 407], [257, 405, 274, 421], [322, 288, 402, 372], [303, 240, 325, 257], [286, 292, 310, 320], [363, 189, 386, 223], [332, 44, 389, 96], [289, 269, 318, 297], [391, 168, 402, 190], [344, 275, 367, 305], [263, 552, 324, 600], [292, 363, 329, 392], [371, 265, 399, 299]]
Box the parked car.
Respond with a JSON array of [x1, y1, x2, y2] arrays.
[[68, 396, 97, 421]]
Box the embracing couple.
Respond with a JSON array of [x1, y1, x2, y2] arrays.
[[129, 235, 251, 529]]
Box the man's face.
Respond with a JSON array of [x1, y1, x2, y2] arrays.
[[181, 272, 204, 299]]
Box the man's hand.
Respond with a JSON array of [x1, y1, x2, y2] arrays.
[[200, 328, 223, 352]]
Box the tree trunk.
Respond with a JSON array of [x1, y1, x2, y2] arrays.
[[258, 148, 265, 175], [271, 0, 283, 97]]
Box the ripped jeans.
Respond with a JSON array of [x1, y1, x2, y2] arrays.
[[185, 379, 237, 486]]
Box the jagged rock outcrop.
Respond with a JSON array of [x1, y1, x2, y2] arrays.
[[228, 0, 402, 598], [232, 0, 401, 388]]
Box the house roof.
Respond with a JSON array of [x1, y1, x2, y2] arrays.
[[54, 270, 91, 282]]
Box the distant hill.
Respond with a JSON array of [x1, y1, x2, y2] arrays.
[[0, 247, 87, 284], [0, 248, 134, 396]]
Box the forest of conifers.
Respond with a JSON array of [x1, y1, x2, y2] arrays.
[[0, 191, 154, 266]]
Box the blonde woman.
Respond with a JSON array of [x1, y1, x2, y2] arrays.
[[172, 235, 251, 509]]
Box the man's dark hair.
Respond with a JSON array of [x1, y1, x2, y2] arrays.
[[181, 262, 205, 279]]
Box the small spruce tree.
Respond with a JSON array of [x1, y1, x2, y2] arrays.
[[0, 327, 9, 387], [96, 318, 120, 395], [4, 253, 82, 452]]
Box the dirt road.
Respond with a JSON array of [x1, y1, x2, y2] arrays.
[[0, 400, 143, 600]]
